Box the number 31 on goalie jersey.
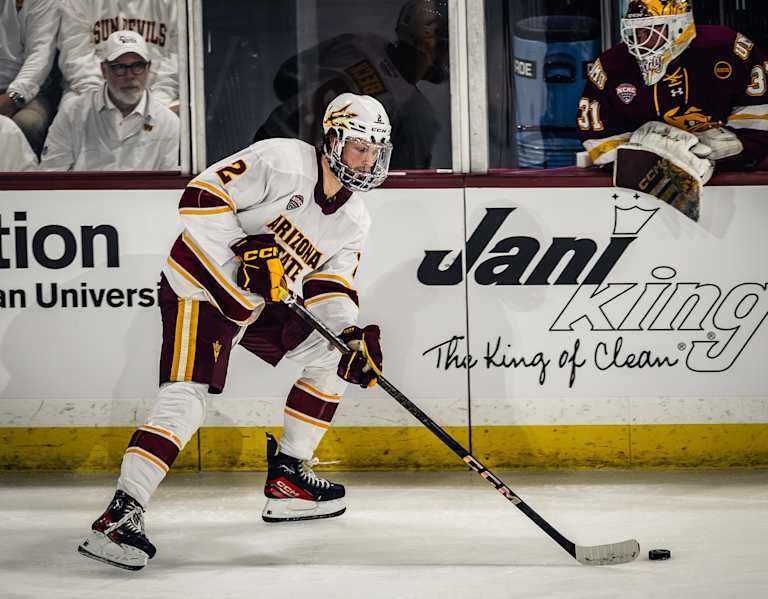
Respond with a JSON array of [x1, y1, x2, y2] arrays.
[[577, 98, 605, 131]]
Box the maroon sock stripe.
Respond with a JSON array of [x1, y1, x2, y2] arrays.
[[286, 385, 339, 423], [127, 429, 180, 468]]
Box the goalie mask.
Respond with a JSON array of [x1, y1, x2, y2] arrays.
[[322, 93, 393, 193], [621, 0, 696, 86]]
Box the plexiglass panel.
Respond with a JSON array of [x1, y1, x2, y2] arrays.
[[485, 0, 601, 169], [202, 0, 451, 170]]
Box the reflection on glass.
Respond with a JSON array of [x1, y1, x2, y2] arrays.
[[486, 0, 601, 169], [203, 0, 451, 170]]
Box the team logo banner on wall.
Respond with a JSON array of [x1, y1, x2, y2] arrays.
[[417, 187, 768, 399]]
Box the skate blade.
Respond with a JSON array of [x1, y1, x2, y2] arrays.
[[77, 531, 149, 571], [262, 497, 346, 522]]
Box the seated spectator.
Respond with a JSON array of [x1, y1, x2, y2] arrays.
[[0, 0, 59, 155], [57, 0, 178, 111], [39, 30, 179, 171], [0, 114, 37, 170]]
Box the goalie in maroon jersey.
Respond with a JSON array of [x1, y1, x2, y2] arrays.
[[577, 0, 768, 219]]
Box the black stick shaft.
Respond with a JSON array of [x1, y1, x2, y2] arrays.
[[285, 295, 577, 559]]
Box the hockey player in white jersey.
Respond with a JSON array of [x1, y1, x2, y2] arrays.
[[78, 93, 392, 571]]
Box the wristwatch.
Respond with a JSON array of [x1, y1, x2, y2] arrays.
[[7, 91, 26, 108]]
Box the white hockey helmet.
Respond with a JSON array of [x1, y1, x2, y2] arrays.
[[621, 0, 696, 86], [322, 93, 393, 193]]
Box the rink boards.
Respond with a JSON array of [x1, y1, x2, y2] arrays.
[[1, 185, 766, 470]]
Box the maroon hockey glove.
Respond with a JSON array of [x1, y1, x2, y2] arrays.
[[337, 325, 383, 388], [230, 234, 287, 302]]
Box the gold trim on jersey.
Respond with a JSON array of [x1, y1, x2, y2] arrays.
[[165, 257, 224, 314], [728, 111, 768, 130], [181, 232, 257, 311], [304, 292, 356, 308], [187, 180, 236, 212], [179, 206, 233, 216], [303, 272, 354, 289]]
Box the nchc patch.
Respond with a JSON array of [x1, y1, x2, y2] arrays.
[[287, 194, 304, 210], [615, 83, 637, 104]]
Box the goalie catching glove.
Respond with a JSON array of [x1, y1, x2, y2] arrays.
[[337, 325, 383, 388], [231, 234, 288, 302], [614, 121, 715, 221]]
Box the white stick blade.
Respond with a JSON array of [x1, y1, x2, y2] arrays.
[[575, 539, 640, 566]]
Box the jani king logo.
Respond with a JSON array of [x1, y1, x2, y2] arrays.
[[417, 205, 768, 374]]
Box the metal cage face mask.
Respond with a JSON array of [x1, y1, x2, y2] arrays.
[[621, 2, 695, 85], [327, 137, 393, 192], [322, 94, 393, 192]]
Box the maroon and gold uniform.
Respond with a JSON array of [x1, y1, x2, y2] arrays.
[[578, 25, 768, 168]]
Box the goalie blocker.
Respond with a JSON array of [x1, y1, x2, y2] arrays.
[[613, 121, 714, 222]]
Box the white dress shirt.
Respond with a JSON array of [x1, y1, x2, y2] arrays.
[[39, 83, 179, 171], [0, 0, 59, 99], [0, 115, 37, 170]]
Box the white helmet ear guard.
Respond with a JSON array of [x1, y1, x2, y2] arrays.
[[621, 0, 696, 86], [322, 93, 393, 192]]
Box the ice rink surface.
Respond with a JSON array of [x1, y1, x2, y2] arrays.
[[1, 470, 766, 599]]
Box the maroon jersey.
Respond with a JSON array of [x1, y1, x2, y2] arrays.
[[578, 25, 768, 168]]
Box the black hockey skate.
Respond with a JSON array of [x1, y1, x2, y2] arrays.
[[262, 432, 346, 522], [77, 490, 156, 571]]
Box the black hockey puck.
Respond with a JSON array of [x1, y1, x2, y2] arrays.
[[649, 549, 671, 560]]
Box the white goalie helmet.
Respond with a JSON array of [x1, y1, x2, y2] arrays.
[[322, 93, 393, 193], [621, 0, 696, 86]]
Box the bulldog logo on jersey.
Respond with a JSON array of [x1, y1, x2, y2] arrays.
[[287, 195, 304, 210], [616, 83, 637, 104]]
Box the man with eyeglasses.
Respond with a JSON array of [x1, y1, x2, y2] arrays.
[[57, 0, 178, 112], [39, 30, 178, 171]]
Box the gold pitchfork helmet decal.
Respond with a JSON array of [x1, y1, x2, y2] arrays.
[[323, 102, 358, 130]]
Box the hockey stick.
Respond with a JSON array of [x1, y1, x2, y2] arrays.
[[283, 293, 640, 566]]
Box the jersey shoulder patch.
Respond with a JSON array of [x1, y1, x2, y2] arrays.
[[732, 32, 755, 61], [588, 58, 608, 90]]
